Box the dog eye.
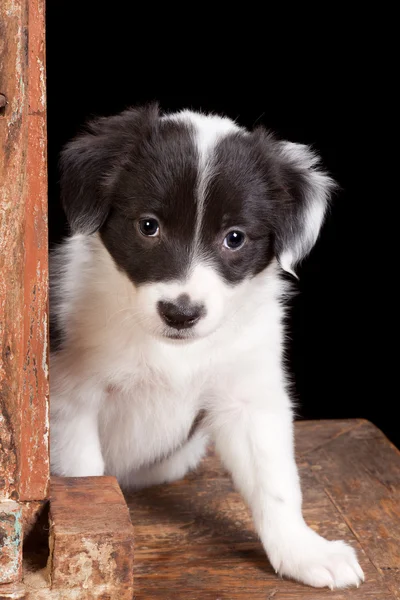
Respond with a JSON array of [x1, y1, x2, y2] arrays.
[[223, 230, 246, 250], [138, 218, 160, 237]]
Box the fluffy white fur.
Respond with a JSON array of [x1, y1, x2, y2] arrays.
[[50, 111, 363, 589]]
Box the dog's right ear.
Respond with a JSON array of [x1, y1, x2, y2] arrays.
[[60, 104, 159, 234]]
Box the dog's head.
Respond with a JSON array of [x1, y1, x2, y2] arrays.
[[60, 105, 334, 341]]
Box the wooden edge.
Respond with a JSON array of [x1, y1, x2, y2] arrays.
[[18, 0, 49, 504], [295, 418, 364, 457], [304, 420, 400, 599], [22, 501, 48, 540], [296, 418, 399, 458], [0, 582, 26, 600], [21, 476, 135, 600]]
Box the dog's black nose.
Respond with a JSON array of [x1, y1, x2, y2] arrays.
[[157, 295, 205, 330]]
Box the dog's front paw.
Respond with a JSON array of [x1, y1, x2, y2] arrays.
[[268, 527, 364, 589]]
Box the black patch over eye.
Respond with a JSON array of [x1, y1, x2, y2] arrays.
[[223, 230, 246, 250], [138, 217, 160, 237]]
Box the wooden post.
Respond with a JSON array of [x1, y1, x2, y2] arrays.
[[0, 0, 49, 585]]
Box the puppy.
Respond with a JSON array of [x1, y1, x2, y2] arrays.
[[50, 105, 363, 589]]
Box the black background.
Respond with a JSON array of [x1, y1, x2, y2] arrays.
[[46, 5, 397, 447]]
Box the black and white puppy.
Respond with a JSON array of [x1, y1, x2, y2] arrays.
[[50, 105, 363, 589]]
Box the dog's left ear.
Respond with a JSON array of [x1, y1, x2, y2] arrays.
[[260, 133, 336, 277]]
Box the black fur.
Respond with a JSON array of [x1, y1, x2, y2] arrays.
[[100, 112, 199, 284], [60, 105, 328, 288]]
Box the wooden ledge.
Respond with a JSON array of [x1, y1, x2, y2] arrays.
[[3, 476, 135, 600], [1, 419, 398, 599], [127, 419, 399, 599]]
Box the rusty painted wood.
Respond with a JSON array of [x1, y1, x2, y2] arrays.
[[46, 476, 135, 600], [125, 419, 398, 599], [0, 0, 49, 504], [0, 0, 27, 504], [19, 0, 49, 503], [0, 502, 22, 585]]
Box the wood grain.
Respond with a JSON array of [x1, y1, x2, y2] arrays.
[[304, 420, 400, 599], [0, 0, 28, 503], [47, 476, 135, 600], [19, 0, 49, 502], [0, 0, 49, 504], [126, 419, 399, 599]]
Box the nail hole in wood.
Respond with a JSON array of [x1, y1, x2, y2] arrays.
[[0, 94, 7, 116]]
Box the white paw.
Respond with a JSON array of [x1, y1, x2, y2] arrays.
[[268, 527, 364, 589]]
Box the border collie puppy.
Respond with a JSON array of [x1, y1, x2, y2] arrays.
[[50, 105, 363, 589]]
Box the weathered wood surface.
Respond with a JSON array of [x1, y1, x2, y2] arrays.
[[0, 478, 135, 599], [0, 0, 49, 505], [0, 581, 26, 600], [126, 419, 399, 599], [0, 502, 22, 585], [28, 476, 135, 600], [1, 0, 48, 586]]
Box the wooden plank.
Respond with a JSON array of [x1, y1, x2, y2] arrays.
[[0, 0, 27, 503], [0, 0, 49, 503], [295, 418, 364, 456], [47, 476, 135, 600], [48, 477, 126, 506], [304, 420, 400, 599], [19, 0, 49, 502], [126, 420, 398, 599]]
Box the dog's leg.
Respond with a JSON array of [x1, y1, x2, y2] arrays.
[[210, 370, 364, 589], [50, 392, 105, 477]]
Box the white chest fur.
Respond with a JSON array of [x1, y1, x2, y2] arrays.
[[97, 340, 210, 479], [50, 235, 287, 482]]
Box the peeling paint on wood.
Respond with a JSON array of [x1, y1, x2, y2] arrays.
[[48, 477, 135, 599], [0, 0, 49, 503], [21, 500, 47, 539], [0, 0, 27, 502], [0, 502, 22, 585]]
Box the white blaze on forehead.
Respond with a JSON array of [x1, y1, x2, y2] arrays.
[[171, 111, 242, 168], [163, 110, 242, 168], [163, 110, 244, 255]]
